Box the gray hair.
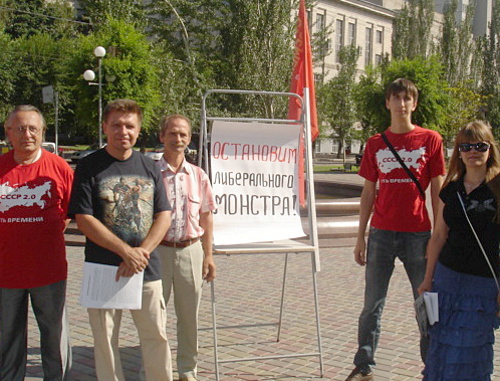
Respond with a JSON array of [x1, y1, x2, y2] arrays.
[[4, 105, 47, 132]]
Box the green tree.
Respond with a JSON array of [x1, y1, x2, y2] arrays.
[[318, 45, 360, 159], [78, 0, 147, 30], [392, 0, 435, 60], [67, 19, 161, 139], [440, 0, 480, 87], [149, 0, 296, 120], [439, 85, 487, 151], [0, 30, 17, 123], [221, 0, 295, 118], [380, 56, 450, 130], [2, 34, 79, 140], [2, 0, 78, 39], [353, 57, 450, 137], [149, 40, 213, 133], [353, 67, 385, 151], [480, 3, 500, 138]]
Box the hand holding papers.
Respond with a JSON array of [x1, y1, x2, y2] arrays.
[[80, 262, 143, 310], [414, 292, 439, 336]]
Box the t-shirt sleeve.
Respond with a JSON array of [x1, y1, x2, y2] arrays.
[[358, 137, 379, 183], [428, 132, 446, 178], [153, 166, 171, 214], [439, 181, 455, 204], [68, 161, 95, 218], [60, 162, 74, 216]]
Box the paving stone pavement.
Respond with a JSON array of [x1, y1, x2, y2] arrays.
[[23, 171, 499, 381], [25, 241, 500, 381]]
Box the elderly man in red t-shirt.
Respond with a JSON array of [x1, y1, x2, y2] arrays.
[[0, 105, 73, 380]]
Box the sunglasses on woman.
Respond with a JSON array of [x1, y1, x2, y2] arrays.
[[458, 142, 490, 152]]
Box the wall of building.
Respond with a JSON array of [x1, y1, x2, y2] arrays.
[[313, 0, 396, 81]]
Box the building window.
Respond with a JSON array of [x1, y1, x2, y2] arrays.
[[336, 19, 344, 63], [376, 29, 383, 44], [365, 27, 372, 66], [375, 54, 382, 65], [316, 12, 326, 33], [348, 22, 356, 45]]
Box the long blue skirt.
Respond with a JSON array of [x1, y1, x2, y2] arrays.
[[423, 263, 499, 381]]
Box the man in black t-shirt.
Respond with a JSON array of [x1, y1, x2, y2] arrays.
[[69, 99, 173, 381]]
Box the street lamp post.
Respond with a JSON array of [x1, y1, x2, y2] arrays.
[[83, 46, 106, 148]]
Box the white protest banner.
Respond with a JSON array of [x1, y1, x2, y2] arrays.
[[210, 121, 305, 245]]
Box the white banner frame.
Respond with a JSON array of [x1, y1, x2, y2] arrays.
[[200, 89, 323, 380]]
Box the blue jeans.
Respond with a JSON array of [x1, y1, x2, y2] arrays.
[[353, 227, 430, 371]]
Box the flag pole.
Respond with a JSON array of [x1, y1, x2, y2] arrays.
[[303, 87, 320, 272]]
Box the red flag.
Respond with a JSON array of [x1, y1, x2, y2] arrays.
[[288, 0, 319, 141], [288, 0, 318, 207]]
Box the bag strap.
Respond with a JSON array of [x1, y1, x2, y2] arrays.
[[381, 132, 425, 199], [457, 191, 500, 291]]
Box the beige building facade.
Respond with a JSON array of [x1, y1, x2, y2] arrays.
[[311, 0, 396, 82]]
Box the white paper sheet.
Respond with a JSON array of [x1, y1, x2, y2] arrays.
[[424, 291, 439, 325], [210, 121, 305, 245], [80, 262, 143, 310]]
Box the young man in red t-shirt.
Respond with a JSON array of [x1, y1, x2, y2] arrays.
[[345, 79, 446, 381]]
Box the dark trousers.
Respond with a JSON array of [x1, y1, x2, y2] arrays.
[[0, 280, 72, 381]]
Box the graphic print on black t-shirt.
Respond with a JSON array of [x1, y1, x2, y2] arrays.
[[466, 198, 495, 213], [99, 175, 154, 245]]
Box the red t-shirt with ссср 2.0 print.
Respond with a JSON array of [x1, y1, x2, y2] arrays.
[[0, 150, 73, 288], [359, 126, 445, 232]]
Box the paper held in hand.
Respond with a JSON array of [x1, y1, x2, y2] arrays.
[[414, 291, 439, 336], [80, 262, 143, 310], [423, 291, 439, 325]]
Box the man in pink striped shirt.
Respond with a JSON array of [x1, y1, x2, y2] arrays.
[[156, 114, 217, 381]]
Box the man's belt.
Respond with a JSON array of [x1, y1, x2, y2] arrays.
[[160, 237, 200, 248]]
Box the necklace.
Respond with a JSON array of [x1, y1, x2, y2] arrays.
[[463, 179, 483, 193]]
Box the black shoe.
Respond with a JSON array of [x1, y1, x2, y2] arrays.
[[345, 366, 373, 381]]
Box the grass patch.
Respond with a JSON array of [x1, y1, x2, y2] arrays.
[[313, 164, 360, 173], [313, 164, 342, 172]]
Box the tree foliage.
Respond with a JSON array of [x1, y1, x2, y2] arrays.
[[351, 56, 450, 151], [219, 0, 295, 118], [0, 0, 497, 146], [353, 67, 385, 148], [2, 0, 78, 39], [67, 19, 160, 139], [438, 85, 487, 149], [148, 0, 297, 121], [381, 56, 449, 130], [392, 0, 435, 60], [480, 3, 500, 138], [78, 0, 147, 30], [318, 45, 360, 157], [440, 0, 479, 87]]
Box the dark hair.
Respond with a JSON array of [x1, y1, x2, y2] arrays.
[[159, 114, 192, 136], [4, 105, 47, 132], [385, 78, 419, 103], [103, 99, 143, 123]]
